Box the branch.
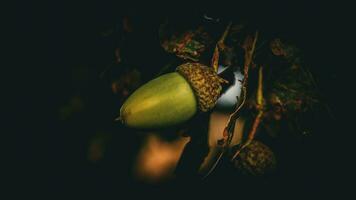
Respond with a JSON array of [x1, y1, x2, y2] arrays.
[[202, 31, 259, 178], [220, 30, 259, 147], [231, 65, 264, 161], [211, 22, 232, 72]]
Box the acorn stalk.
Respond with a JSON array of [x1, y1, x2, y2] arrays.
[[119, 63, 227, 129]]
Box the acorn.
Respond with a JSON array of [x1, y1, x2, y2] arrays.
[[232, 141, 276, 176], [119, 62, 227, 129]]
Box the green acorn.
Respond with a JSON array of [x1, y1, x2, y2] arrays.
[[119, 62, 226, 129], [233, 141, 276, 176]]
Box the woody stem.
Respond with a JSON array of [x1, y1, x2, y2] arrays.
[[211, 22, 232, 72], [231, 65, 264, 161], [223, 31, 259, 143]]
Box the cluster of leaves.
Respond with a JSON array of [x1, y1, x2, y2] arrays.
[[159, 24, 214, 62], [159, 20, 321, 139], [93, 16, 324, 178], [259, 39, 321, 138], [268, 39, 319, 113]]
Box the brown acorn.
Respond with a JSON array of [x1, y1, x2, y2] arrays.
[[119, 62, 227, 129], [233, 141, 276, 176]]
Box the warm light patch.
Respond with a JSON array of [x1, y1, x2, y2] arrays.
[[134, 133, 189, 182], [208, 112, 245, 148]]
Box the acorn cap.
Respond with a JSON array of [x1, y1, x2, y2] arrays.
[[233, 141, 276, 176], [176, 62, 227, 112]]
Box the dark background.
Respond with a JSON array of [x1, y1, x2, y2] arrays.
[[9, 1, 352, 198]]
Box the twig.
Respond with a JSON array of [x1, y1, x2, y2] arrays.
[[256, 65, 264, 106], [242, 31, 259, 86], [221, 30, 259, 147], [231, 65, 264, 161], [211, 22, 232, 72], [231, 111, 263, 160], [202, 31, 259, 178]]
